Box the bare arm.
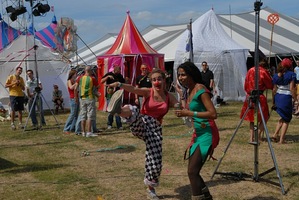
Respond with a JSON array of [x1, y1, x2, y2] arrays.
[[100, 75, 113, 84], [108, 81, 150, 97]]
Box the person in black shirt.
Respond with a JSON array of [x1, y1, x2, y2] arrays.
[[200, 61, 214, 92], [101, 65, 125, 129], [135, 64, 152, 108]]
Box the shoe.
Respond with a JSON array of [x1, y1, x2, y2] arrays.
[[75, 132, 81, 136], [107, 125, 112, 130], [86, 132, 98, 137], [147, 188, 160, 200], [64, 131, 71, 135], [107, 90, 123, 115], [11, 123, 16, 130], [18, 123, 24, 129], [82, 132, 86, 137], [118, 127, 123, 130], [144, 179, 159, 187]]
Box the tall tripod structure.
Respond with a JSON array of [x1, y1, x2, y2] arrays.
[[211, 0, 285, 195], [23, 0, 59, 130]]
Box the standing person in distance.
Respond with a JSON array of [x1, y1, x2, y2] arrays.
[[100, 65, 125, 130], [63, 69, 79, 134], [26, 69, 46, 128], [107, 68, 178, 200], [175, 61, 218, 200], [239, 59, 273, 143], [135, 64, 152, 108], [5, 66, 26, 130], [75, 65, 99, 137], [272, 58, 296, 144], [200, 61, 214, 92]]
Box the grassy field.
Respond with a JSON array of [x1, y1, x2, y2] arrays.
[[0, 99, 298, 200]]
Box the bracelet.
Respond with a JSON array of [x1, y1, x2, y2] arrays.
[[118, 82, 123, 88], [193, 111, 198, 117]]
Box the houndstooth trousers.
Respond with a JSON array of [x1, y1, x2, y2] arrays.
[[125, 105, 163, 184]]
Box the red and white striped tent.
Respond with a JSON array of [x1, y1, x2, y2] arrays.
[[97, 11, 164, 110]]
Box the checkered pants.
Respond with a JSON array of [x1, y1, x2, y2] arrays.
[[125, 105, 163, 184]]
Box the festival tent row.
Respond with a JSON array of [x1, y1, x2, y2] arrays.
[[0, 16, 73, 109], [96, 12, 164, 110], [73, 6, 299, 66], [174, 10, 248, 101]]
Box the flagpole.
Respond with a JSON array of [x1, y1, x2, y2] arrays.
[[189, 18, 194, 62]]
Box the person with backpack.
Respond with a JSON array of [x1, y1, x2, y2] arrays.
[[175, 61, 219, 200]]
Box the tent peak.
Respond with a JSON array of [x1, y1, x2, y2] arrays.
[[126, 10, 130, 15]]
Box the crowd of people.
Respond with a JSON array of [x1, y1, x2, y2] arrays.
[[2, 58, 299, 199]]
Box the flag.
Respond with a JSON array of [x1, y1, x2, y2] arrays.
[[185, 20, 193, 62], [185, 24, 191, 52]]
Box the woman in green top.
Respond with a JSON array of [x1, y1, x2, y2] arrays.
[[175, 61, 218, 200]]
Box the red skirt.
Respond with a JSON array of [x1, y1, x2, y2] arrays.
[[240, 94, 270, 122]]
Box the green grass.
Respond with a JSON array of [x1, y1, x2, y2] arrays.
[[0, 100, 299, 200]]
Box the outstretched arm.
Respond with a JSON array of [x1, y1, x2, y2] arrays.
[[108, 82, 150, 97]]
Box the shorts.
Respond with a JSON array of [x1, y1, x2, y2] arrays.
[[10, 96, 24, 112], [79, 98, 96, 121]]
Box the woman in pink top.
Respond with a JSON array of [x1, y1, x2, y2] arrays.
[[107, 68, 178, 200], [63, 69, 79, 134]]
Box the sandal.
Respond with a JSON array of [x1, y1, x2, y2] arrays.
[[270, 136, 278, 143]]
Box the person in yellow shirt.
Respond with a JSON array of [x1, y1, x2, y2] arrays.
[[5, 66, 25, 130]]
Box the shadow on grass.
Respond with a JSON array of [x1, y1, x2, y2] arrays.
[[0, 159, 67, 174], [81, 145, 137, 156], [286, 134, 299, 143], [0, 140, 69, 149], [159, 184, 190, 200]]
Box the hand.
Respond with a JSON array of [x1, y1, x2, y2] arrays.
[[175, 109, 184, 117], [135, 98, 139, 105]]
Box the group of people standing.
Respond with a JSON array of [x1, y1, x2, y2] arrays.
[[4, 57, 298, 199], [241, 58, 298, 144]]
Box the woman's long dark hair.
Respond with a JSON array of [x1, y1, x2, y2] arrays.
[[177, 61, 203, 84]]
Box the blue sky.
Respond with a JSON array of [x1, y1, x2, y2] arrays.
[[4, 0, 299, 48]]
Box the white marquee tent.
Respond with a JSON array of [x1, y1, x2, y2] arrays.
[[174, 9, 248, 101], [73, 7, 299, 65], [0, 35, 70, 109]]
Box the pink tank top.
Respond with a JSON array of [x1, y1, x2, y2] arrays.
[[141, 89, 169, 123]]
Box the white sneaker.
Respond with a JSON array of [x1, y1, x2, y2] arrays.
[[118, 127, 123, 130], [82, 132, 86, 137], [11, 123, 16, 130], [107, 125, 112, 129], [107, 90, 123, 115], [147, 188, 160, 200], [86, 132, 98, 137]]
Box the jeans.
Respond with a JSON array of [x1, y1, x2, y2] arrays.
[[75, 114, 98, 133], [28, 95, 46, 125], [63, 98, 79, 132], [107, 114, 122, 128], [106, 98, 122, 128]]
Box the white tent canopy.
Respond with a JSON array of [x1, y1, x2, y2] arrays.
[[174, 10, 248, 101], [0, 35, 70, 109], [74, 7, 299, 65]]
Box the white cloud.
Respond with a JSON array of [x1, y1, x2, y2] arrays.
[[135, 11, 152, 21]]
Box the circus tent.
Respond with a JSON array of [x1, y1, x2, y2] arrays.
[[96, 11, 164, 110]]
